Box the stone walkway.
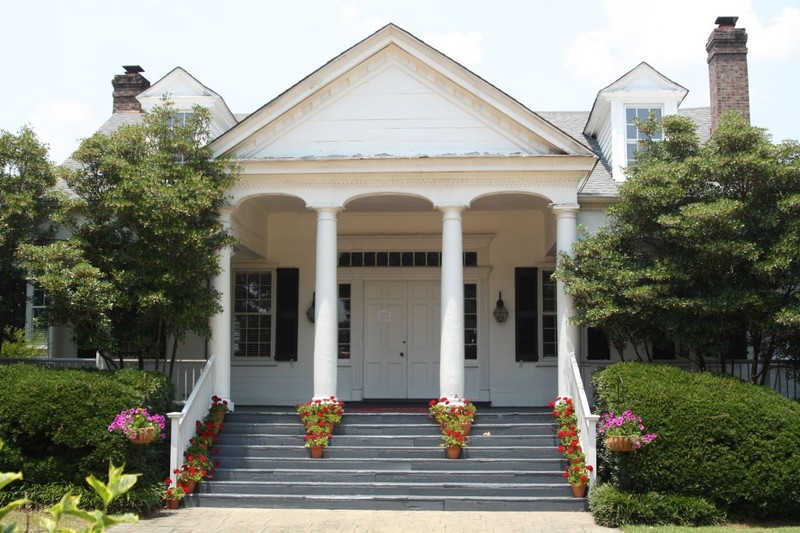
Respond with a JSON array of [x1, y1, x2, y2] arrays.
[[110, 508, 618, 532]]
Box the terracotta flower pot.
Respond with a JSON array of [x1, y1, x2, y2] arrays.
[[446, 445, 462, 459], [571, 483, 587, 498], [309, 444, 325, 458], [166, 498, 180, 509], [182, 479, 197, 494], [569, 458, 584, 465], [461, 422, 472, 436]]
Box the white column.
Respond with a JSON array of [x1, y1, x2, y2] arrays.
[[210, 207, 233, 407], [552, 204, 580, 397], [439, 205, 465, 400], [312, 207, 339, 400]]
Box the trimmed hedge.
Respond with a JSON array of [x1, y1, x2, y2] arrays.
[[592, 362, 800, 520], [589, 484, 724, 527], [0, 364, 174, 511]]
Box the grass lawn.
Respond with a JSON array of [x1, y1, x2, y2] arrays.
[[622, 524, 800, 533]]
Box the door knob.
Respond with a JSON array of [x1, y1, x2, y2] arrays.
[[400, 352, 405, 357]]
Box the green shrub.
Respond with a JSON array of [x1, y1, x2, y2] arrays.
[[0, 364, 174, 512], [592, 362, 800, 520], [589, 483, 724, 527], [0, 327, 45, 358]]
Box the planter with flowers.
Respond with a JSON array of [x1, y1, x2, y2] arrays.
[[440, 421, 468, 459], [305, 425, 330, 458], [162, 478, 187, 509], [563, 462, 594, 497], [558, 438, 585, 465], [598, 409, 658, 452], [428, 397, 477, 434], [174, 463, 206, 494], [208, 395, 229, 424], [108, 407, 166, 444]]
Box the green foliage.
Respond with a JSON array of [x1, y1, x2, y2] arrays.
[[0, 365, 173, 505], [556, 111, 800, 380], [18, 102, 237, 371], [0, 127, 57, 353], [0, 327, 44, 358], [593, 362, 800, 519], [589, 484, 724, 528]]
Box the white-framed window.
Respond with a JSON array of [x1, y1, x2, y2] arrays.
[[337, 283, 351, 359], [625, 106, 663, 163], [541, 270, 557, 358], [26, 284, 49, 348], [233, 271, 272, 358]]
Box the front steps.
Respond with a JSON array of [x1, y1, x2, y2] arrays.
[[187, 406, 586, 511]]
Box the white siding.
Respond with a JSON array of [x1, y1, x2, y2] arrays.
[[249, 64, 531, 159]]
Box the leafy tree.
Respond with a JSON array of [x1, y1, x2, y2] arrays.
[[556, 111, 800, 383], [19, 102, 237, 374], [0, 127, 56, 352]]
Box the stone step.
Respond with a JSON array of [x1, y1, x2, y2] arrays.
[[199, 480, 573, 498], [226, 411, 554, 426], [214, 444, 560, 460], [220, 422, 557, 437], [218, 433, 559, 447], [211, 467, 565, 484], [185, 493, 587, 512], [218, 456, 565, 471]]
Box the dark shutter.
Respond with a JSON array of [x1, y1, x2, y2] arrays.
[[274, 268, 299, 361], [515, 267, 538, 362], [586, 328, 611, 360]]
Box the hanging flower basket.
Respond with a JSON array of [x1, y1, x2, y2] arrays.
[[605, 435, 635, 452], [129, 426, 157, 445]]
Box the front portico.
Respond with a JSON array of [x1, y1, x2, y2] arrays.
[[205, 24, 596, 406]]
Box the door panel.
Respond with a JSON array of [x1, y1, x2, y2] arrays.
[[363, 282, 407, 398], [406, 282, 440, 398]]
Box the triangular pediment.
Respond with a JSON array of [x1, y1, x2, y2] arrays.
[[137, 67, 237, 139], [212, 24, 594, 161], [584, 62, 688, 135]]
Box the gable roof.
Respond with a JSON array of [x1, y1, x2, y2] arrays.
[[137, 67, 237, 138], [584, 62, 688, 137], [211, 23, 596, 161]]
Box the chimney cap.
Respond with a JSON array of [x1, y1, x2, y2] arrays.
[[123, 65, 144, 74], [715, 16, 738, 28]]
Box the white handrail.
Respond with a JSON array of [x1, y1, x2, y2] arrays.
[[566, 351, 600, 483], [167, 356, 217, 485]]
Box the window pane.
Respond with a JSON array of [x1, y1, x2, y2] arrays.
[[234, 271, 272, 358], [388, 252, 401, 266], [626, 108, 636, 121], [338, 252, 351, 267]]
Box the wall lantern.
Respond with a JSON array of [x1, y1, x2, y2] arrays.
[[493, 292, 509, 323], [306, 292, 315, 323]]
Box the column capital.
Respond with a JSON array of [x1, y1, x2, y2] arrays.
[[549, 203, 580, 217], [437, 205, 467, 220]]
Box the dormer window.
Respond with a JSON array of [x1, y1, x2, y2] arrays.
[[168, 111, 193, 127], [625, 106, 662, 163]]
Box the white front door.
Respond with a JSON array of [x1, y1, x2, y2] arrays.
[[363, 281, 440, 399]]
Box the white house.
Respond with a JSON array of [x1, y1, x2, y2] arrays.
[[41, 19, 752, 407]]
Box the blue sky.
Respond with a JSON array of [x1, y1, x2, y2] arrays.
[[1, 0, 798, 163]]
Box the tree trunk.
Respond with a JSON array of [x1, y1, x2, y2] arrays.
[[168, 336, 179, 380]]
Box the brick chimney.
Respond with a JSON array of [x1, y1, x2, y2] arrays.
[[706, 16, 750, 132], [111, 65, 150, 113]]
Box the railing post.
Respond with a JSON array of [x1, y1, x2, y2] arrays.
[[167, 411, 183, 486]]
